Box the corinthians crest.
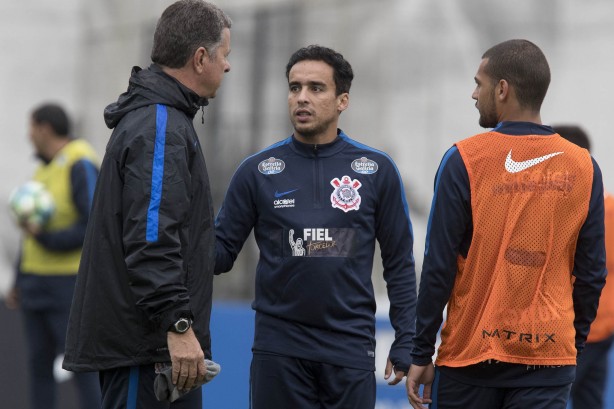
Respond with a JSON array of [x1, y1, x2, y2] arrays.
[[330, 175, 362, 212]]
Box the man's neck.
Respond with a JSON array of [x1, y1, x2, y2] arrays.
[[161, 65, 203, 98], [498, 105, 542, 125], [45, 137, 70, 161], [499, 114, 542, 126]]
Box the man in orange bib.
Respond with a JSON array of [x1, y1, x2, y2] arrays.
[[407, 40, 606, 409], [553, 124, 614, 409]]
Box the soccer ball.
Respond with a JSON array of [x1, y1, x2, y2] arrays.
[[8, 181, 55, 229]]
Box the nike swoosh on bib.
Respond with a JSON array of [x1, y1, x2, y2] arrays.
[[504, 150, 563, 173]]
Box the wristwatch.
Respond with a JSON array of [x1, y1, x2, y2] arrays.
[[169, 317, 192, 334]]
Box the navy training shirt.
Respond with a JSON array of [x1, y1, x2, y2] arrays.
[[215, 129, 417, 372]]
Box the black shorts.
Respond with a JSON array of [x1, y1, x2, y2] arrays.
[[250, 352, 375, 409], [431, 367, 571, 409]]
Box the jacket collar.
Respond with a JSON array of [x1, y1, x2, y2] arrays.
[[492, 121, 555, 136], [289, 129, 348, 158]]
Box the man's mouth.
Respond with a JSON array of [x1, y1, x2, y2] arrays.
[[295, 109, 312, 121]]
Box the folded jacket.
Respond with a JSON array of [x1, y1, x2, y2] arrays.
[[154, 359, 221, 402]]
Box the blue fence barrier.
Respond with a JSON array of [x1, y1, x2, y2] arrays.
[[208, 302, 614, 408], [1, 301, 613, 408]]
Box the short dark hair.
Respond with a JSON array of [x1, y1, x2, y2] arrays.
[[151, 0, 232, 69], [482, 39, 550, 112], [552, 124, 591, 151], [285, 45, 354, 95], [31, 103, 70, 137]]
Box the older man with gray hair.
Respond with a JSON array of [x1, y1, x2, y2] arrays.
[[63, 1, 232, 408]]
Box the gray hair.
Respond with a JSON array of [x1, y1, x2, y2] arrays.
[[151, 0, 232, 68]]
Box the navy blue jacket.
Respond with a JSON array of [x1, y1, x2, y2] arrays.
[[215, 130, 417, 372], [412, 122, 606, 387], [64, 65, 215, 371]]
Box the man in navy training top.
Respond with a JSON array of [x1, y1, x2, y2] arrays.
[[215, 45, 417, 409]]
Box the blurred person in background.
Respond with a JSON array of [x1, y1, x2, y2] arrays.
[[5, 102, 100, 409], [553, 124, 614, 409], [407, 39, 606, 409], [62, 1, 231, 408], [215, 45, 417, 409]]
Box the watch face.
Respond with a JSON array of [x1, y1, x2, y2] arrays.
[[174, 318, 190, 333]]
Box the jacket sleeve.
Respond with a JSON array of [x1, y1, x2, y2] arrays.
[[375, 155, 417, 373], [121, 118, 194, 332], [412, 147, 472, 365], [35, 159, 98, 251], [215, 162, 258, 274], [572, 157, 606, 355]]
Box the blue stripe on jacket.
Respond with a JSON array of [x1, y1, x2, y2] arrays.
[[146, 104, 167, 242], [341, 132, 415, 243]]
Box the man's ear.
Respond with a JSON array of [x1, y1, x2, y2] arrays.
[[38, 122, 54, 138], [496, 79, 509, 102], [193, 47, 208, 74], [337, 93, 349, 113]]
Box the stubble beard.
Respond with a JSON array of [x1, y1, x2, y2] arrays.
[[292, 116, 334, 141], [479, 113, 498, 129], [478, 95, 498, 129]]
